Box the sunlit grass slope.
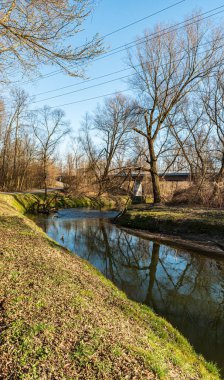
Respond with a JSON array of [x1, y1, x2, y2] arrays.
[[117, 205, 224, 237], [0, 195, 220, 379]]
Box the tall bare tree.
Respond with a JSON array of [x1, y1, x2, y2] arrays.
[[129, 15, 224, 203], [31, 106, 70, 199], [168, 97, 213, 182], [81, 94, 135, 195], [203, 71, 224, 182]]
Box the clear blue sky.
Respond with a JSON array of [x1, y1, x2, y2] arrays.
[[18, 0, 224, 138]]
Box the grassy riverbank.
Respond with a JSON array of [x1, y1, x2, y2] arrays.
[[116, 205, 224, 241], [0, 195, 221, 379], [0, 193, 126, 215]]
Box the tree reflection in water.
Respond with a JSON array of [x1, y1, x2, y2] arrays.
[[37, 210, 224, 374]]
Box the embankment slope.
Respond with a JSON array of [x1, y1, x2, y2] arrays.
[[0, 195, 220, 379]]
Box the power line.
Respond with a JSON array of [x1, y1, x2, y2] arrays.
[[33, 41, 224, 104], [33, 73, 134, 103], [30, 89, 131, 110], [20, 4, 224, 85], [34, 67, 134, 97], [92, 6, 224, 62], [30, 70, 219, 111], [30, 78, 194, 110], [34, 32, 224, 103], [32, 28, 224, 102], [16, 0, 187, 86], [98, 0, 186, 39]]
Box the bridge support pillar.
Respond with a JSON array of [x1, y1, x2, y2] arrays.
[[132, 179, 145, 203]]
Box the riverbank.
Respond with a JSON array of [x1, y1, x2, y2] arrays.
[[0, 195, 221, 379], [0, 192, 127, 215], [115, 205, 224, 256]]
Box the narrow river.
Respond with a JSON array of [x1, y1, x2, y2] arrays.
[[35, 208, 224, 375]]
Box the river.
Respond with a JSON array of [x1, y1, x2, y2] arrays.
[[35, 208, 224, 375]]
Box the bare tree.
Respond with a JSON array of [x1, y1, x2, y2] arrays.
[[0, 88, 37, 190], [31, 106, 70, 199], [81, 94, 136, 195], [0, 0, 103, 81], [62, 140, 86, 195], [129, 15, 224, 203], [10, 89, 30, 184], [202, 71, 224, 182], [168, 97, 213, 182]]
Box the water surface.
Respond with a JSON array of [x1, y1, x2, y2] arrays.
[[36, 208, 224, 375]]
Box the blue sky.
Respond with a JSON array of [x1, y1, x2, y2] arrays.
[[17, 0, 224, 137]]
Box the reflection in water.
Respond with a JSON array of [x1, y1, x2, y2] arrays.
[[36, 208, 224, 374]]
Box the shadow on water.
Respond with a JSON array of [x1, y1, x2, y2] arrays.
[[36, 208, 224, 375]]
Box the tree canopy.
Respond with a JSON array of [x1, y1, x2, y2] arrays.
[[0, 0, 103, 81]]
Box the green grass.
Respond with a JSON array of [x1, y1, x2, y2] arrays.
[[0, 195, 221, 379], [0, 193, 128, 216], [116, 205, 224, 237]]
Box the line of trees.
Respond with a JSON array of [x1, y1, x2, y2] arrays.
[[0, 90, 69, 193], [0, 9, 224, 206], [70, 15, 224, 206], [0, 0, 103, 195]]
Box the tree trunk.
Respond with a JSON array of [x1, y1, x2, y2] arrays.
[[43, 154, 48, 201], [44, 176, 48, 201], [13, 114, 19, 190], [216, 150, 224, 182], [148, 139, 162, 204]]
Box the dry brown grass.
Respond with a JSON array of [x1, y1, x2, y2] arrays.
[[170, 181, 224, 208]]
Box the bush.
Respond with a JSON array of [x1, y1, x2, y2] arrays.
[[170, 181, 224, 208]]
